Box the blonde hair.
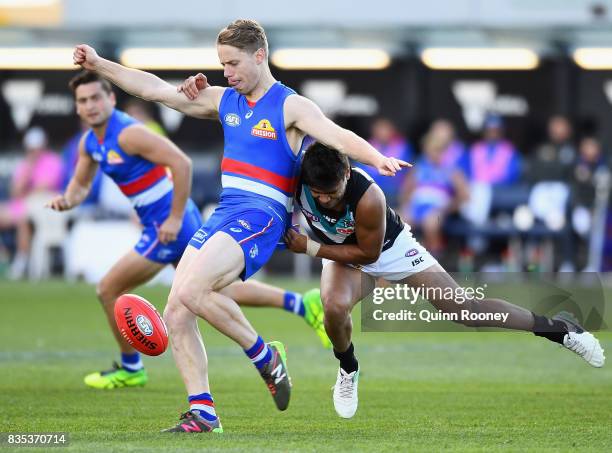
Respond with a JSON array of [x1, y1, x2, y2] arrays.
[[217, 19, 268, 55]]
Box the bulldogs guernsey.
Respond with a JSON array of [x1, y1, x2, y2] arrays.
[[83, 109, 202, 263], [188, 81, 303, 279]]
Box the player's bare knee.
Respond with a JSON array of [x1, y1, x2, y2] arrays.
[[174, 283, 212, 314], [169, 285, 194, 311], [322, 294, 352, 322], [163, 300, 195, 332], [95, 280, 117, 307]]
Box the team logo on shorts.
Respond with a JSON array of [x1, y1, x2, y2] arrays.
[[406, 248, 419, 257], [230, 227, 243, 233], [251, 119, 277, 140], [136, 234, 151, 248], [192, 230, 208, 244], [238, 219, 252, 230], [106, 150, 124, 164], [249, 244, 259, 259], [136, 314, 154, 336], [224, 113, 241, 127], [157, 248, 172, 260]]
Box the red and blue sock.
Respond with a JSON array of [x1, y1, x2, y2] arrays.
[[244, 335, 272, 369], [188, 392, 217, 421], [283, 291, 305, 317], [121, 352, 143, 372]]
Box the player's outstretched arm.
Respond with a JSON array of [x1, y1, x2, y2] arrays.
[[285, 95, 411, 176], [73, 44, 223, 119], [119, 125, 192, 244], [47, 136, 97, 211]]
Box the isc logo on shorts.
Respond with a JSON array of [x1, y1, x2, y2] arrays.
[[411, 256, 424, 267]]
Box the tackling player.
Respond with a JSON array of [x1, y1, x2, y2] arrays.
[[285, 142, 605, 419], [73, 19, 407, 432], [48, 71, 329, 392]]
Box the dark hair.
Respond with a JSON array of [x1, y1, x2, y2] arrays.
[[301, 142, 350, 190], [217, 19, 268, 55], [68, 71, 112, 96]]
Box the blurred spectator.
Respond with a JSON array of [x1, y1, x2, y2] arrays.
[[563, 136, 609, 271], [61, 121, 103, 210], [124, 98, 166, 136], [430, 119, 469, 175], [572, 136, 607, 205], [399, 129, 469, 255], [357, 117, 413, 208], [467, 113, 521, 185], [527, 115, 576, 182], [461, 114, 521, 266], [523, 116, 576, 271], [0, 127, 62, 279]]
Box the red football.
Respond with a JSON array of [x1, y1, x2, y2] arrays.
[[114, 294, 168, 356]]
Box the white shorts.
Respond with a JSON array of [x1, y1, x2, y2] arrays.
[[322, 224, 438, 281]]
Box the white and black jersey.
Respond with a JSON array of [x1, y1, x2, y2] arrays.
[[296, 167, 404, 252]]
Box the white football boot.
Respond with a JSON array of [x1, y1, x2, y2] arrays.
[[553, 312, 605, 368], [333, 368, 359, 418]]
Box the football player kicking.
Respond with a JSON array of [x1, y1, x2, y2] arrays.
[[285, 142, 606, 419], [72, 18, 407, 433], [48, 71, 330, 391]]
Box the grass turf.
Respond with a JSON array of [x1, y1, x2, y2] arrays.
[[0, 279, 611, 452]]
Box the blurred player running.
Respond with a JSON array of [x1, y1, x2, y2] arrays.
[[48, 71, 329, 391], [73, 19, 407, 432], [285, 142, 605, 419]]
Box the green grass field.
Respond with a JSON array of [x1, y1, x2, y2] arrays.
[[1, 279, 611, 452]]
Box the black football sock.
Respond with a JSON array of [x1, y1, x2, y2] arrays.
[[333, 342, 359, 374], [532, 313, 568, 345]]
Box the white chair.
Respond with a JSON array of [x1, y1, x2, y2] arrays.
[[64, 219, 141, 283], [25, 192, 70, 280]]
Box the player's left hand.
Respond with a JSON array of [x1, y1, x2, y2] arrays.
[[284, 227, 307, 254], [177, 73, 210, 100], [376, 156, 412, 176], [157, 217, 182, 244]]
